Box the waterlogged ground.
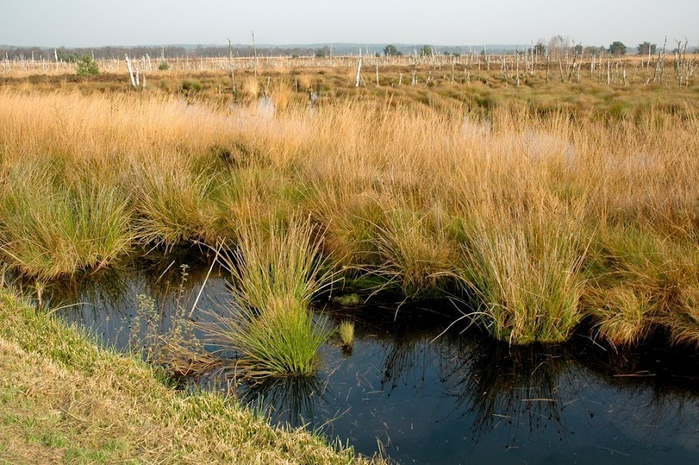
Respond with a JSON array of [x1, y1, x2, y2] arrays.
[[45, 257, 699, 465]]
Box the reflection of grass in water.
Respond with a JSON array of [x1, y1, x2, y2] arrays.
[[239, 375, 325, 429], [438, 339, 571, 443], [13, 262, 130, 313], [335, 306, 573, 446], [129, 263, 219, 381]]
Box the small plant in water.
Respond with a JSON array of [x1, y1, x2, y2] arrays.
[[338, 320, 355, 348], [129, 263, 218, 380]]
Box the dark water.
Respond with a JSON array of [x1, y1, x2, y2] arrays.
[[43, 257, 699, 465]]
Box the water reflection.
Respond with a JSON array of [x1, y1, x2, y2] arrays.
[[44, 250, 230, 352], [439, 340, 570, 444], [37, 261, 699, 465], [239, 375, 326, 428]]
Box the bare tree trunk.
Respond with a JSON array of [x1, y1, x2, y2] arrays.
[[125, 54, 136, 88], [653, 38, 667, 83], [252, 31, 258, 79], [354, 50, 362, 87], [558, 58, 565, 83], [228, 38, 236, 98]]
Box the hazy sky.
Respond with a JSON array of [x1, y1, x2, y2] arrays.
[[1, 0, 696, 48]]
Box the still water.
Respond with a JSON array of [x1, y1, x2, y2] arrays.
[[47, 256, 699, 465]]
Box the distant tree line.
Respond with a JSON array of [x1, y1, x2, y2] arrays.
[[0, 45, 340, 61], [528, 37, 696, 57], [1, 41, 694, 62]]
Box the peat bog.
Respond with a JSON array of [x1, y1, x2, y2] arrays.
[[2, 54, 699, 463]]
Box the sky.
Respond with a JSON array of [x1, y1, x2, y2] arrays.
[[1, 0, 697, 49]]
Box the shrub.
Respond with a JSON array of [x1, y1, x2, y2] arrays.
[[76, 55, 99, 76], [181, 80, 202, 93]]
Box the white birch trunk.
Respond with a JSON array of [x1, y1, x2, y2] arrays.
[[355, 50, 362, 87], [125, 54, 136, 88]]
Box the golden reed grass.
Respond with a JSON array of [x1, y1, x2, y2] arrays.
[[1, 86, 699, 345]]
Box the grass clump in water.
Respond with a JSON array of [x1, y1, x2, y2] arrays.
[[458, 194, 588, 345], [213, 216, 335, 378], [337, 320, 355, 348]]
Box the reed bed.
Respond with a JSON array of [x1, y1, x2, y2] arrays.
[[1, 85, 699, 347]]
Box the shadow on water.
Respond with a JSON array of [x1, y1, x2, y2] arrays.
[[34, 256, 699, 465]]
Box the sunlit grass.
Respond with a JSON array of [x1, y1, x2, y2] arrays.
[[211, 217, 335, 377], [0, 163, 134, 280], [372, 204, 458, 297], [456, 193, 588, 345], [338, 320, 355, 348], [0, 84, 698, 347]]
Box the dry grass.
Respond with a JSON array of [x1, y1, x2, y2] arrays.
[[1, 75, 699, 346], [456, 192, 588, 344]]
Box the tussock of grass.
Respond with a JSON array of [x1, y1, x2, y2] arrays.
[[458, 194, 588, 345], [221, 294, 332, 377], [0, 164, 133, 280], [211, 217, 335, 377], [373, 205, 458, 297], [0, 288, 375, 464], [585, 224, 699, 346], [309, 187, 383, 269], [589, 287, 653, 346], [664, 287, 699, 348], [134, 159, 220, 248]]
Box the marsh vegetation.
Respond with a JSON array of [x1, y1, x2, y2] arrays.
[[3, 56, 699, 350], [1, 51, 699, 461]]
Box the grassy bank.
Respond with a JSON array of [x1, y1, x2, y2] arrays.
[[0, 287, 376, 464], [1, 77, 699, 347]]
